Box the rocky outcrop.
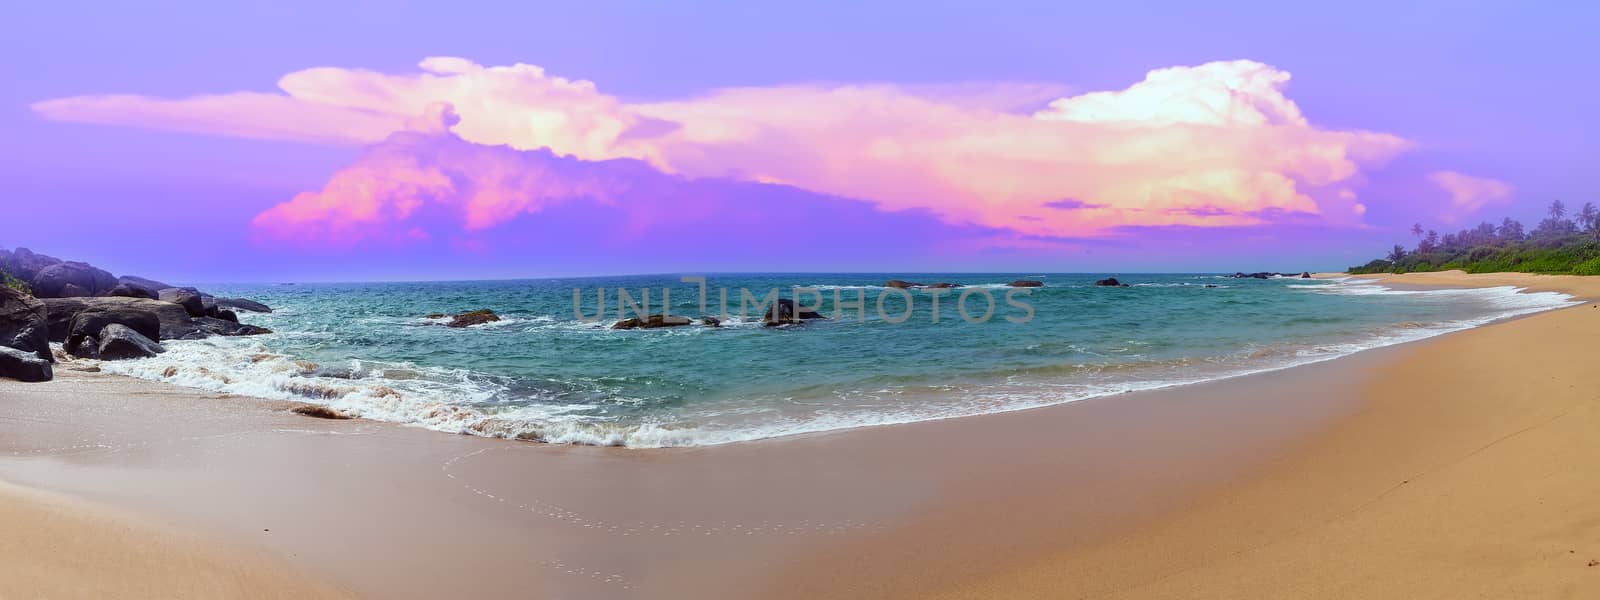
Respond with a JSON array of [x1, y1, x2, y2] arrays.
[[1230, 272, 1273, 280], [0, 247, 63, 284], [66, 307, 162, 355], [764, 298, 826, 327], [69, 335, 100, 359], [445, 309, 500, 328], [215, 297, 272, 313], [105, 283, 156, 299], [114, 275, 173, 298], [1008, 280, 1044, 287], [42, 296, 268, 342], [701, 317, 722, 327], [1094, 278, 1129, 287], [1, 287, 51, 362], [96, 323, 165, 359], [885, 280, 924, 289], [612, 314, 694, 330], [0, 345, 52, 382], [927, 282, 962, 289], [30, 261, 117, 298], [158, 287, 206, 317], [1300, 272, 1312, 278]]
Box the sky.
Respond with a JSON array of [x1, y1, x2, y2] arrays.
[[4, 1, 1597, 282]]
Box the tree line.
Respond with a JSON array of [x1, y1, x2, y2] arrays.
[[1350, 200, 1600, 275]]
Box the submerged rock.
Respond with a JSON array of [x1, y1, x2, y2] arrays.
[[445, 309, 500, 328], [613, 314, 694, 329], [701, 317, 722, 327], [97, 323, 165, 360], [0, 345, 52, 382], [1, 287, 51, 362], [1094, 278, 1128, 287], [763, 298, 826, 327], [927, 282, 963, 289], [290, 404, 352, 420]]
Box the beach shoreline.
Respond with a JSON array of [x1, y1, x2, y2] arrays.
[[4, 271, 1599, 598]]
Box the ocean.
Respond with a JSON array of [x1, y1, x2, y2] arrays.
[[96, 274, 1578, 447]]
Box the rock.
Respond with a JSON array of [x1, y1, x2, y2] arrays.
[[927, 282, 962, 289], [0, 247, 63, 284], [445, 309, 500, 328], [115, 275, 174, 298], [1094, 278, 1126, 287], [66, 308, 161, 355], [0, 287, 52, 362], [158, 287, 207, 317], [290, 405, 351, 420], [0, 345, 52, 382], [701, 317, 722, 327], [96, 323, 165, 360], [885, 280, 925, 289], [69, 335, 100, 359], [425, 313, 447, 319], [104, 283, 156, 299], [44, 297, 212, 341], [763, 298, 826, 327], [215, 297, 272, 313], [613, 314, 694, 329], [1300, 272, 1312, 278], [30, 261, 117, 298], [188, 316, 271, 337], [214, 309, 239, 323], [1008, 280, 1044, 287], [1204, 284, 1219, 288]]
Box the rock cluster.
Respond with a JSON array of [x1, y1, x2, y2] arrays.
[[0, 247, 275, 382]]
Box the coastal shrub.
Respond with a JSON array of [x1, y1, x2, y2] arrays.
[[1, 270, 30, 295], [1573, 256, 1600, 276]]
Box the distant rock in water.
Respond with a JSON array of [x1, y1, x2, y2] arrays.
[[0, 345, 52, 382], [927, 282, 962, 289], [1, 287, 51, 362], [612, 314, 694, 330], [1300, 272, 1312, 278], [96, 323, 165, 360], [291, 404, 351, 420], [701, 317, 722, 327], [885, 279, 925, 289], [1231, 272, 1273, 280], [1094, 278, 1129, 287], [764, 298, 826, 327], [446, 309, 500, 328], [1008, 280, 1044, 287]]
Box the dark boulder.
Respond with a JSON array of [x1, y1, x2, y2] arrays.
[[158, 287, 207, 317], [1008, 280, 1044, 287], [105, 283, 156, 299], [1, 287, 51, 362], [0, 247, 63, 284], [97, 323, 165, 360], [1300, 272, 1312, 279], [927, 282, 963, 289], [763, 298, 826, 327], [701, 317, 722, 327], [115, 275, 174, 298], [445, 309, 500, 328], [66, 308, 162, 355], [885, 280, 925, 289], [69, 335, 100, 359], [185, 316, 271, 338], [1094, 278, 1129, 287], [612, 314, 694, 330], [30, 261, 117, 298], [215, 297, 272, 313], [214, 309, 239, 323], [44, 297, 205, 341], [0, 345, 52, 382]]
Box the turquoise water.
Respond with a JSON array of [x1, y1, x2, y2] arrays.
[[98, 274, 1576, 447]]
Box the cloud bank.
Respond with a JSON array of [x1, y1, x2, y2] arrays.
[[36, 57, 1503, 248]]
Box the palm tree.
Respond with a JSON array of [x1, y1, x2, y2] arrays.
[[1410, 223, 1424, 239], [1549, 199, 1567, 221], [1580, 202, 1598, 237], [1387, 244, 1407, 264], [1499, 217, 1526, 242]]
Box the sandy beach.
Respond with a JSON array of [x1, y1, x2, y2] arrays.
[[3, 270, 1599, 598]]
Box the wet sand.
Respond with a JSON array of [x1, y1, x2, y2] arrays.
[[3, 270, 1599, 598]]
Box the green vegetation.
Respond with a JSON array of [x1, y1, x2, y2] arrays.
[[1349, 200, 1600, 275], [1, 270, 30, 295]]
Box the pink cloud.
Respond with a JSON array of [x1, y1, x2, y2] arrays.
[[1427, 170, 1513, 223], [37, 57, 1413, 239]]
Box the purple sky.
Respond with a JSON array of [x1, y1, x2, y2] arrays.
[[4, 1, 1596, 282]]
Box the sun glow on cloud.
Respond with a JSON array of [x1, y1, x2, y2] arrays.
[[36, 57, 1451, 244]]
